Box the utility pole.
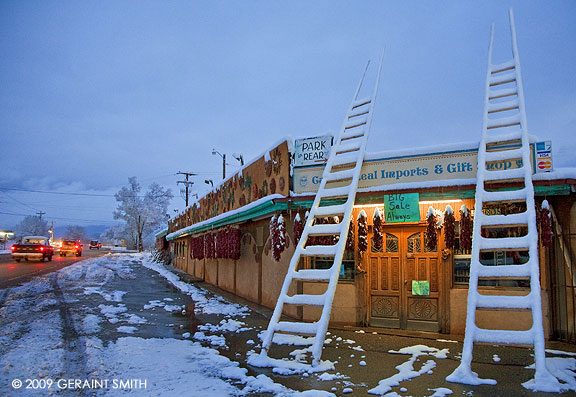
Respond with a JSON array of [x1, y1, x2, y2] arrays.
[[36, 211, 46, 219], [176, 171, 197, 207]]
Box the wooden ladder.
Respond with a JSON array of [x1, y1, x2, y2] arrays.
[[259, 53, 384, 366], [446, 9, 560, 391]]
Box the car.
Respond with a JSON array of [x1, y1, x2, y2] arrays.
[[60, 240, 82, 257], [89, 240, 102, 250], [11, 236, 54, 262]]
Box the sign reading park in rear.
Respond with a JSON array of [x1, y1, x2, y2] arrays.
[[384, 193, 420, 223], [294, 135, 333, 167]]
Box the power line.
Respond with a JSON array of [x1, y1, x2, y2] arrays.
[[0, 187, 171, 199], [0, 211, 118, 224]]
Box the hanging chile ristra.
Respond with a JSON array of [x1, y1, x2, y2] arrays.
[[269, 215, 279, 261], [459, 205, 472, 251], [540, 200, 553, 248], [444, 205, 456, 250], [293, 212, 304, 245], [345, 219, 355, 252], [372, 207, 383, 251], [426, 207, 438, 251], [357, 210, 368, 255], [277, 214, 287, 259]]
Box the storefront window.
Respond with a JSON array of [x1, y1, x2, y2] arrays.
[[452, 221, 530, 287], [311, 250, 355, 281]]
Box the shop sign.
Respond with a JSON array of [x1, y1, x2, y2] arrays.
[[294, 135, 333, 167], [384, 193, 420, 223], [534, 141, 553, 173]]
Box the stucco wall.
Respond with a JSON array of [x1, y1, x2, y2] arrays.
[[261, 234, 298, 318], [218, 260, 236, 293], [449, 288, 551, 337], [205, 259, 218, 286], [302, 282, 360, 325], [235, 232, 260, 304]]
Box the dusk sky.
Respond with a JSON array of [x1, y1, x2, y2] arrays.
[[1, 1, 574, 231]]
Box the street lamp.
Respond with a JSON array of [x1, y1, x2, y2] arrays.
[[205, 179, 214, 188], [212, 149, 226, 180], [232, 153, 244, 166]]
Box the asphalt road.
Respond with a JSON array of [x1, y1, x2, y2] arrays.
[[0, 248, 109, 289]]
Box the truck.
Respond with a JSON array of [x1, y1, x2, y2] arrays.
[[10, 236, 54, 262]]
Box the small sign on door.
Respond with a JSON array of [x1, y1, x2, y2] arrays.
[[412, 280, 430, 296]]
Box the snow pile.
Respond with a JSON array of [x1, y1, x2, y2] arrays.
[[368, 345, 449, 395]]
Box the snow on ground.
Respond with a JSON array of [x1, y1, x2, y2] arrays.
[[0, 254, 333, 396], [368, 345, 450, 395], [2, 253, 576, 396]]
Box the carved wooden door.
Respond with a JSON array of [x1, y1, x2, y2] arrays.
[[368, 227, 442, 332]]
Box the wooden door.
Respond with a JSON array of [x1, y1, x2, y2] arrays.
[[368, 227, 443, 332]]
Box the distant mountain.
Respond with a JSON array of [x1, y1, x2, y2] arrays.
[[53, 224, 111, 240]]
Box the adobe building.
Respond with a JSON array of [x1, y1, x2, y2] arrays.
[[165, 136, 576, 342]]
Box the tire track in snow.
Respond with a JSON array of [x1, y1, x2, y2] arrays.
[[50, 273, 91, 395]]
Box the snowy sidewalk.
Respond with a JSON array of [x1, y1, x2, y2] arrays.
[[1, 253, 575, 396]]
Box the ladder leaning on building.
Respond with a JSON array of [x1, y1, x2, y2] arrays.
[[258, 52, 384, 367], [446, 9, 560, 392]]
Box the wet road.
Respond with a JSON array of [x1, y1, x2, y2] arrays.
[[0, 249, 108, 289]]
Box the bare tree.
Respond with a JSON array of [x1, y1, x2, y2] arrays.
[[64, 225, 87, 241], [113, 177, 172, 252], [14, 215, 49, 240]]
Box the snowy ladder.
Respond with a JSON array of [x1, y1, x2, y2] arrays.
[[260, 54, 384, 367], [446, 10, 559, 390]]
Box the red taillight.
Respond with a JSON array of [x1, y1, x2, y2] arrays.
[[10, 246, 15, 251], [75, 245, 79, 249], [40, 246, 44, 252]]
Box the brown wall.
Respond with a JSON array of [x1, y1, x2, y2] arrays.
[[205, 259, 218, 286], [218, 260, 236, 294], [235, 232, 260, 304], [261, 233, 298, 318]]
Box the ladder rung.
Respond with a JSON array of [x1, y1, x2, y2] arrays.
[[300, 245, 338, 256], [344, 121, 367, 130], [482, 223, 528, 230], [484, 147, 524, 162], [318, 186, 351, 199], [477, 212, 528, 226], [477, 235, 531, 250], [490, 59, 516, 74], [349, 109, 369, 118], [351, 97, 371, 109], [336, 141, 362, 153], [489, 71, 516, 86], [487, 98, 520, 113], [308, 223, 342, 236], [331, 153, 360, 167], [482, 188, 527, 203], [474, 327, 534, 345], [341, 126, 365, 137], [324, 168, 355, 182], [284, 293, 326, 306], [292, 269, 332, 281], [477, 263, 531, 278], [314, 203, 348, 216], [486, 114, 521, 129], [484, 130, 523, 144], [275, 321, 318, 335], [482, 167, 526, 182], [476, 293, 532, 309], [489, 87, 518, 100]]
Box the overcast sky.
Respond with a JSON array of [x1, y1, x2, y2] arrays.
[[0, 1, 574, 230]]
